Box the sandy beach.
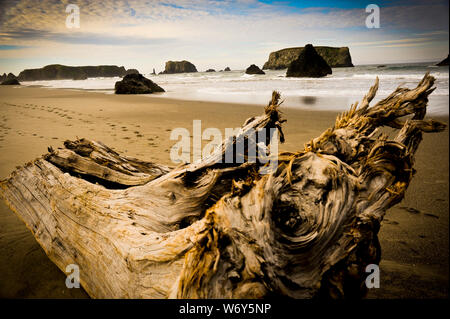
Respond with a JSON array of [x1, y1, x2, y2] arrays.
[[0, 85, 448, 298]]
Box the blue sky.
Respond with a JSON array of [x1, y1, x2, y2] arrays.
[[0, 0, 448, 74]]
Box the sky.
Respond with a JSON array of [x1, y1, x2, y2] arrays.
[[0, 0, 448, 74]]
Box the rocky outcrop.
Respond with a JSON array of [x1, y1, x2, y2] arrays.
[[245, 64, 265, 75], [161, 61, 197, 74], [286, 44, 332, 78], [1, 72, 18, 82], [224, 67, 231, 71], [125, 69, 139, 75], [7, 73, 16, 80], [151, 68, 156, 75], [114, 73, 165, 94], [263, 46, 353, 69], [17, 64, 127, 81], [1, 78, 20, 85], [205, 69, 216, 72], [72, 74, 88, 80], [436, 55, 449, 66]]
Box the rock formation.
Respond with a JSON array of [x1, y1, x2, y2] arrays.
[[286, 44, 332, 78], [264, 46, 353, 69], [245, 64, 265, 75], [152, 68, 156, 75], [224, 67, 231, 71], [161, 61, 197, 74], [17, 64, 127, 81], [1, 78, 20, 85], [436, 55, 449, 66], [205, 69, 216, 72], [126, 69, 140, 75], [114, 73, 165, 94], [0, 72, 17, 82], [72, 74, 88, 80]]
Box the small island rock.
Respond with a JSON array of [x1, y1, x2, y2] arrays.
[[286, 44, 332, 78], [115, 73, 165, 94], [245, 64, 265, 75]]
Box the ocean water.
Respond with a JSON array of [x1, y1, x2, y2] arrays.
[[21, 62, 449, 115]]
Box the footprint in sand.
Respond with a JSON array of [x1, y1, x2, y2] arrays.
[[398, 241, 419, 254], [383, 219, 399, 225], [399, 206, 420, 214]]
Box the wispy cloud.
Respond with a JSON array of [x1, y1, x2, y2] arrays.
[[0, 28, 177, 46], [0, 0, 448, 73], [0, 44, 28, 50], [351, 37, 433, 46]]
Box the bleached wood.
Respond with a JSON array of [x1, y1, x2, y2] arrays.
[[0, 74, 445, 298]]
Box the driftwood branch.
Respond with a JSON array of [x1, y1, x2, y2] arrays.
[[0, 73, 445, 298]]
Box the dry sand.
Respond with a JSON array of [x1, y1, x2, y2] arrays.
[[0, 86, 448, 298]]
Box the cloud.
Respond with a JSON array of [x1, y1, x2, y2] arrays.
[[350, 37, 433, 46], [0, 0, 448, 73], [0, 44, 28, 50], [0, 28, 177, 46]]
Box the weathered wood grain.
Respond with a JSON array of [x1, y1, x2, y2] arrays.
[[0, 73, 445, 298]]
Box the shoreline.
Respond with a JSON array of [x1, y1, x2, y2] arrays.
[[12, 84, 450, 117], [15, 62, 450, 116], [0, 85, 448, 298]]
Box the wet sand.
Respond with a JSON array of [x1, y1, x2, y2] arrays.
[[0, 86, 448, 298]]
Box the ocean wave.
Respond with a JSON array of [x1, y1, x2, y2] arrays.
[[351, 73, 449, 80], [18, 63, 449, 114]]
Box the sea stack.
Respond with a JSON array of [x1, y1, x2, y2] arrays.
[[114, 73, 165, 94], [245, 64, 265, 75], [263, 46, 353, 69], [1, 73, 19, 84], [205, 69, 216, 72], [436, 55, 449, 66], [126, 68, 140, 75], [17, 64, 127, 81], [1, 78, 20, 85], [161, 61, 197, 74], [224, 67, 231, 71], [286, 44, 332, 78]]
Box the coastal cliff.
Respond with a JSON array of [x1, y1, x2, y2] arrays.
[[17, 64, 128, 81], [161, 60, 197, 74], [263, 46, 353, 69]]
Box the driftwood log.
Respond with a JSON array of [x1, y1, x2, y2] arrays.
[[0, 73, 445, 299]]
